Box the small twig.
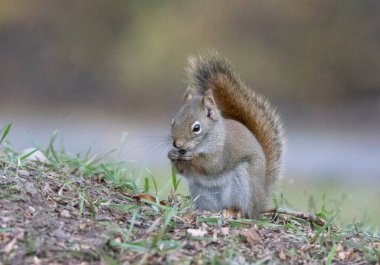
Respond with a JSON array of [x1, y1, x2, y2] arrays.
[[263, 208, 326, 226]]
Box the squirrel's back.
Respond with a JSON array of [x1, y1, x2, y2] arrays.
[[185, 51, 284, 190]]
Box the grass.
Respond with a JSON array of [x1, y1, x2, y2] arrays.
[[0, 122, 380, 264], [279, 179, 380, 228]]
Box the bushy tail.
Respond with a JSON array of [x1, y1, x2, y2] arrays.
[[186, 51, 284, 189]]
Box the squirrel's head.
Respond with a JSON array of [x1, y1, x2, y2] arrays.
[[171, 90, 220, 152]]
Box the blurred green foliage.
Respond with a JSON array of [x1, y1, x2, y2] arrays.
[[1, 0, 379, 114]]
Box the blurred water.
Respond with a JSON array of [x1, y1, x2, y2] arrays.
[[1, 111, 379, 183]]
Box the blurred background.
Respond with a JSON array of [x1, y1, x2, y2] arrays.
[[1, 1, 379, 225]]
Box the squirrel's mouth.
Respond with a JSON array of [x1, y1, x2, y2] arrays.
[[178, 149, 187, 154]]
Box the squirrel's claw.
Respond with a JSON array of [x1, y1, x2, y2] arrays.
[[168, 149, 193, 161], [180, 152, 194, 161], [168, 150, 180, 161]]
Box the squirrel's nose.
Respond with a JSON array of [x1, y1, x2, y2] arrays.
[[173, 139, 185, 149]]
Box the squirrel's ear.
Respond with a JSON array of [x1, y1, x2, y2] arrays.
[[202, 90, 218, 120], [182, 86, 197, 104], [201, 94, 215, 109]]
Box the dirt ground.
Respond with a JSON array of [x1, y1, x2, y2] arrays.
[[1, 161, 379, 264]]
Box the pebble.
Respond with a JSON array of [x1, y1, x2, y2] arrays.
[[28, 206, 36, 214], [60, 210, 71, 218]]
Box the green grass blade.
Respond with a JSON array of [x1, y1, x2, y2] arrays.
[[48, 130, 60, 163], [100, 164, 113, 178], [326, 244, 336, 265], [175, 178, 182, 191], [125, 210, 138, 241], [163, 207, 177, 227], [0, 123, 12, 144], [101, 254, 120, 265], [144, 176, 149, 193], [171, 165, 177, 191], [110, 240, 151, 252], [150, 175, 158, 196], [85, 148, 117, 167], [79, 192, 86, 218], [19, 149, 38, 161]]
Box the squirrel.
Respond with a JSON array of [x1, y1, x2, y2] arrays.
[[168, 51, 284, 218]]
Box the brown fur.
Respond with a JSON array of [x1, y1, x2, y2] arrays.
[[185, 51, 284, 192]]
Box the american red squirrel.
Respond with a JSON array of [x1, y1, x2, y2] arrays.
[[168, 51, 284, 218]]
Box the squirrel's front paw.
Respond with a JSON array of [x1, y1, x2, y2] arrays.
[[168, 150, 180, 161], [180, 152, 194, 161], [168, 149, 193, 161]]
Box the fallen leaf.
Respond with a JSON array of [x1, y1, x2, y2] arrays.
[[336, 244, 344, 252], [4, 237, 18, 254], [347, 250, 356, 261], [222, 208, 241, 219], [133, 194, 167, 206], [133, 194, 156, 202], [23, 211, 33, 219], [160, 200, 168, 206], [182, 211, 197, 223], [187, 228, 207, 237], [0, 233, 10, 244], [338, 251, 346, 260], [279, 249, 287, 261], [4, 231, 24, 254], [241, 229, 261, 246]]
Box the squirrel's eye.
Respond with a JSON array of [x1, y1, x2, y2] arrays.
[[191, 121, 201, 134]]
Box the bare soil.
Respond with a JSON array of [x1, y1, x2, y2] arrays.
[[1, 162, 379, 264]]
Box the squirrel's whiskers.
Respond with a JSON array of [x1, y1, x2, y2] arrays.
[[143, 134, 172, 161]]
